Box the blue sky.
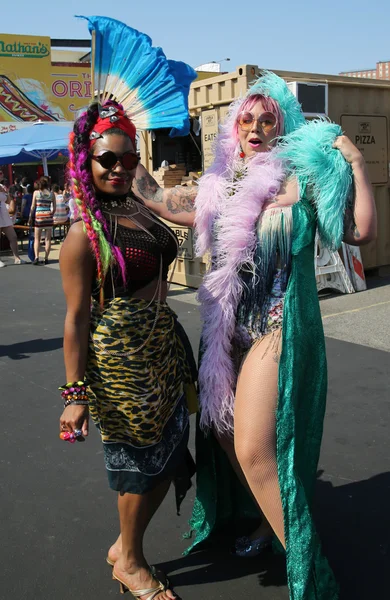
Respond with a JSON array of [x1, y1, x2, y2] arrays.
[[1, 0, 389, 75]]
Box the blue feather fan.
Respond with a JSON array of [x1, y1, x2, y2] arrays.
[[77, 16, 197, 137]]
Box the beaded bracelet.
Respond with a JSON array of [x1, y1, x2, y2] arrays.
[[59, 380, 87, 392], [59, 380, 89, 408], [63, 399, 89, 408]]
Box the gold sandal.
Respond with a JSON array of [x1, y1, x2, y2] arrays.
[[112, 570, 168, 599], [107, 559, 169, 587]]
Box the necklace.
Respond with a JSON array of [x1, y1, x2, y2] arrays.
[[91, 202, 179, 357], [99, 195, 136, 210]]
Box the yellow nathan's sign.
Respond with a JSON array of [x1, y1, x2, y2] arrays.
[[0, 33, 91, 125], [0, 36, 50, 59]]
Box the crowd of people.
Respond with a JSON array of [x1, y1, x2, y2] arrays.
[[0, 173, 73, 267]]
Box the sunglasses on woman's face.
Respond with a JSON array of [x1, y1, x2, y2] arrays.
[[91, 151, 139, 171], [237, 111, 277, 134]]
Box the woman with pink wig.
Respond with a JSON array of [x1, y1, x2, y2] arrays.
[[141, 71, 376, 599]]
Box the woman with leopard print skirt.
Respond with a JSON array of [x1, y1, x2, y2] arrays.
[[59, 101, 197, 600]]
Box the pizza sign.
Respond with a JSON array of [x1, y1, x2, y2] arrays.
[[341, 114, 388, 184]]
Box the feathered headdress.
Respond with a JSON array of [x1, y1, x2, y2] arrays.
[[77, 15, 197, 136], [69, 16, 197, 305]]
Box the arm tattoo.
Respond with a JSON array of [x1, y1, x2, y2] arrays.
[[135, 172, 164, 203], [166, 187, 197, 214]]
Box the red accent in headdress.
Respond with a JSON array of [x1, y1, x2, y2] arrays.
[[90, 104, 136, 145]]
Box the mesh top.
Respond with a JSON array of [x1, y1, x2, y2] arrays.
[[93, 220, 178, 299]]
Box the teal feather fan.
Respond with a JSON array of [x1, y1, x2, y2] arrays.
[[278, 119, 353, 250], [77, 15, 197, 136]]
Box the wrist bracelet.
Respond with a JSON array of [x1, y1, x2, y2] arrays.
[[59, 380, 87, 392], [60, 380, 88, 407], [64, 399, 89, 408]]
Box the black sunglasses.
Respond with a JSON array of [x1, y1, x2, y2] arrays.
[[91, 151, 139, 171]]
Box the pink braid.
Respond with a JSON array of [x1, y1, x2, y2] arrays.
[[76, 145, 127, 285], [68, 133, 105, 289]]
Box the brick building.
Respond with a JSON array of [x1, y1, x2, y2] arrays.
[[340, 60, 390, 80]]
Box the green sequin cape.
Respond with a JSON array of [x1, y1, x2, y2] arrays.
[[186, 191, 340, 600]]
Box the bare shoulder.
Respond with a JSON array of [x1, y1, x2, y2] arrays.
[[63, 219, 88, 240], [60, 221, 94, 268]]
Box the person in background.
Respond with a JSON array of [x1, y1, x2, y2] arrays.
[[63, 180, 72, 204], [64, 180, 77, 223], [21, 183, 33, 225], [29, 176, 56, 265], [8, 176, 23, 223], [53, 184, 69, 225], [0, 173, 26, 267], [21, 176, 29, 194]]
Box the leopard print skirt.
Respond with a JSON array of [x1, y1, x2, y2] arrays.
[[86, 297, 197, 496]]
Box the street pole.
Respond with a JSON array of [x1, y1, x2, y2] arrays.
[[42, 155, 48, 177], [7, 163, 13, 185]]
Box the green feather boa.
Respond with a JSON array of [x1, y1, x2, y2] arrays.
[[278, 119, 353, 250], [247, 72, 352, 250]]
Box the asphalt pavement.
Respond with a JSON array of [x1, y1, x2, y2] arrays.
[[0, 251, 389, 600]]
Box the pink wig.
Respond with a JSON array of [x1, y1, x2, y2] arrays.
[[232, 93, 285, 141]]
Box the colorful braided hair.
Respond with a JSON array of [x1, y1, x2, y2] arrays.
[[68, 102, 128, 305]]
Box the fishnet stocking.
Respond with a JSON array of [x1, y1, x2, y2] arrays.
[[215, 429, 272, 537], [234, 330, 285, 548]]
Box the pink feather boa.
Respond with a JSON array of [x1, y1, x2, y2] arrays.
[[195, 103, 285, 433]]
